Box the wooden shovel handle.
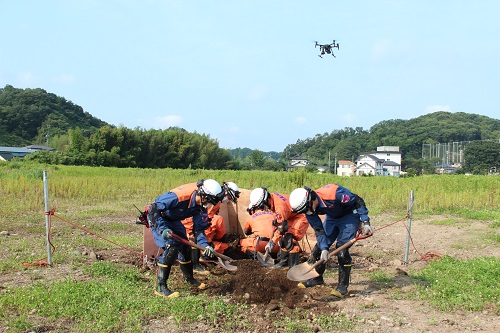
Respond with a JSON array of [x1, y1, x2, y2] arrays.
[[168, 232, 234, 262], [305, 231, 373, 275], [305, 238, 357, 274]]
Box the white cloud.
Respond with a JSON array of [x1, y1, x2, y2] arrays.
[[370, 38, 408, 65], [247, 84, 269, 101], [425, 105, 452, 114], [229, 126, 239, 133], [343, 113, 356, 125], [55, 73, 76, 85], [16, 71, 38, 86], [154, 115, 183, 128], [295, 116, 307, 125], [370, 39, 393, 63]]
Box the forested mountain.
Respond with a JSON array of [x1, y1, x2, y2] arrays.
[[0, 85, 108, 146], [227, 147, 281, 160], [1, 85, 498, 172], [0, 85, 232, 169], [284, 112, 500, 166]]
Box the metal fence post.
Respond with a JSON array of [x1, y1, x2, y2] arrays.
[[404, 190, 414, 264], [43, 170, 53, 266]]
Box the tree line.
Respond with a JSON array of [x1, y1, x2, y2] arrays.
[[1, 85, 499, 174], [23, 126, 233, 170]]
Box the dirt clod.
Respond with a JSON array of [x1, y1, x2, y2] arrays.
[[216, 259, 305, 307]]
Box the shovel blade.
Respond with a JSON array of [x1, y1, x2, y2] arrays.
[[286, 262, 320, 281], [217, 257, 238, 272], [256, 251, 274, 267]]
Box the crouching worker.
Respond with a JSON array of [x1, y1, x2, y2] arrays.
[[240, 199, 280, 259], [183, 181, 240, 274], [247, 187, 309, 268], [183, 204, 235, 274], [272, 211, 309, 269], [147, 179, 225, 298]]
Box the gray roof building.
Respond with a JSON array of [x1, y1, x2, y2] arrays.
[[0, 146, 54, 161]]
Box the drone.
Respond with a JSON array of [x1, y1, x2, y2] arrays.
[[315, 40, 340, 58]]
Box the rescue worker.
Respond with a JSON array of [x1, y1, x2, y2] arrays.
[[240, 201, 279, 259], [147, 179, 225, 298], [221, 181, 240, 204], [184, 182, 240, 274], [289, 184, 373, 299], [204, 205, 232, 254], [247, 187, 309, 268]]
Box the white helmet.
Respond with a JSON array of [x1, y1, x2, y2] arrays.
[[197, 179, 224, 205], [246, 203, 254, 215], [222, 181, 240, 203], [249, 187, 270, 210], [289, 187, 311, 214]]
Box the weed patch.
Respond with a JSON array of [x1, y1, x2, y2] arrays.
[[412, 256, 500, 314]]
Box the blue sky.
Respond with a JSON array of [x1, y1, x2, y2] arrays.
[[1, 1, 499, 152]]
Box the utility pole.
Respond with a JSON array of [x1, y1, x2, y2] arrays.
[[328, 150, 331, 171], [45, 124, 50, 146], [334, 154, 337, 175]]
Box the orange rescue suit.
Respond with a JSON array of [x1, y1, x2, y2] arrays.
[[240, 210, 279, 254], [182, 202, 228, 253], [269, 192, 309, 253]]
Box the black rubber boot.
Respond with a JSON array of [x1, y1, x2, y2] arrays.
[[331, 264, 352, 298], [298, 275, 324, 288], [308, 244, 321, 264], [245, 249, 257, 260], [297, 261, 326, 288], [154, 264, 179, 298], [273, 250, 290, 268], [288, 252, 300, 268], [180, 262, 207, 290], [192, 248, 209, 275]]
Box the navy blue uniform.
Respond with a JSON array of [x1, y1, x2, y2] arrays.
[[148, 183, 210, 264], [305, 184, 369, 251]]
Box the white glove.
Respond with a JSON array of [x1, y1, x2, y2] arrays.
[[202, 245, 215, 258], [362, 221, 374, 235], [320, 249, 329, 262], [265, 240, 275, 253]]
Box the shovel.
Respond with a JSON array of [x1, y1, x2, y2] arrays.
[[256, 248, 274, 267], [287, 231, 372, 282], [168, 232, 238, 272]]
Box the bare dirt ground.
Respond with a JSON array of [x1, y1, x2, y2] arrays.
[[1, 213, 499, 333]]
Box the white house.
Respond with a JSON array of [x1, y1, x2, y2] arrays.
[[316, 166, 329, 174], [355, 154, 384, 176], [287, 156, 309, 171], [355, 146, 402, 177], [374, 146, 402, 166], [337, 160, 356, 176], [382, 160, 401, 177]]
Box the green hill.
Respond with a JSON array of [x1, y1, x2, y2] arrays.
[[0, 85, 109, 146], [284, 112, 500, 165]]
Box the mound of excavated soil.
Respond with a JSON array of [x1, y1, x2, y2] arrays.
[[216, 259, 305, 308]]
